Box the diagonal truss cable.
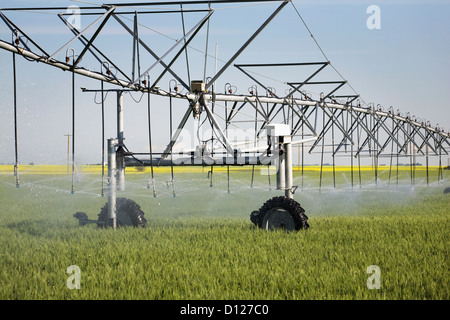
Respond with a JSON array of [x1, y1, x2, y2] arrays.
[[290, 1, 367, 107]]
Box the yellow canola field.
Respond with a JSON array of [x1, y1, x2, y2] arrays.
[[0, 164, 442, 175]]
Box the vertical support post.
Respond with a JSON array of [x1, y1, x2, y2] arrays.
[[147, 75, 156, 198], [388, 117, 394, 186], [116, 91, 125, 191], [319, 110, 325, 191], [12, 51, 19, 188], [348, 105, 354, 189], [332, 120, 336, 188], [284, 137, 293, 199], [65, 134, 71, 175], [169, 85, 176, 197], [180, 4, 191, 86], [438, 135, 443, 183], [277, 136, 286, 192], [71, 63, 76, 194], [425, 144, 429, 186], [107, 138, 117, 229], [100, 77, 105, 197], [202, 3, 210, 83], [301, 120, 304, 190], [396, 124, 399, 187], [267, 124, 293, 198], [374, 114, 378, 185], [227, 165, 230, 193], [117, 91, 124, 145]]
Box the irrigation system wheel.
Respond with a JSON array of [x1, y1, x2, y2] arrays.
[[444, 187, 450, 194], [250, 196, 309, 231], [98, 197, 147, 228]]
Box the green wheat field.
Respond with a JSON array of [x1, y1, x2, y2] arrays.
[[0, 165, 448, 299]]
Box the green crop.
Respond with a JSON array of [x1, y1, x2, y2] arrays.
[[0, 167, 448, 299]]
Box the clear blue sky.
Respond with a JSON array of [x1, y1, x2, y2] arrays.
[[0, 0, 449, 165]]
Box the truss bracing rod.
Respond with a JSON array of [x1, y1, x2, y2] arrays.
[[73, 9, 115, 69], [409, 123, 439, 155], [235, 65, 279, 98], [286, 99, 316, 136], [12, 51, 19, 188], [375, 114, 403, 156], [112, 14, 188, 90], [321, 102, 354, 145], [103, 1, 286, 8], [150, 10, 214, 89], [0, 12, 49, 56], [205, 0, 289, 90], [202, 100, 235, 155], [348, 109, 384, 152], [48, 6, 116, 62], [159, 104, 193, 162], [133, 9, 213, 86], [286, 62, 329, 99], [58, 14, 132, 83]]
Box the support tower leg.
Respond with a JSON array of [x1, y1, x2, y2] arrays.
[[116, 91, 125, 191], [107, 138, 117, 229]]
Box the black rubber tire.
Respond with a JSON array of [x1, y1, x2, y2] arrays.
[[73, 211, 88, 221], [250, 196, 309, 231], [97, 197, 147, 228], [250, 210, 260, 226], [73, 212, 89, 226], [444, 187, 450, 194]]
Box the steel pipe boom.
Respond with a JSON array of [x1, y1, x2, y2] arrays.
[[0, 40, 136, 89], [1, 39, 448, 143]]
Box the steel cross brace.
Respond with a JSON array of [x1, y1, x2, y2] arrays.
[[309, 102, 354, 154], [408, 122, 440, 156], [244, 97, 270, 122], [285, 62, 329, 99], [333, 105, 360, 156], [256, 103, 279, 138], [321, 102, 353, 145], [370, 111, 404, 157], [285, 99, 317, 137], [376, 114, 405, 157], [112, 14, 189, 91], [205, 0, 289, 91], [418, 127, 448, 156], [291, 104, 317, 137], [47, 6, 116, 62], [150, 11, 213, 90], [135, 9, 214, 88], [159, 93, 236, 161], [72, 8, 116, 69], [308, 105, 344, 154], [385, 118, 412, 155], [0, 12, 49, 57], [356, 112, 386, 156], [347, 108, 384, 156], [234, 65, 280, 99], [435, 133, 450, 155], [396, 120, 425, 156], [58, 13, 132, 84]]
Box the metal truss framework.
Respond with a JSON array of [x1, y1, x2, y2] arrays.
[[1, 0, 449, 175]]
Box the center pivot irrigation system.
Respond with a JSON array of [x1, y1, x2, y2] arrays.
[[1, 1, 449, 230]]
